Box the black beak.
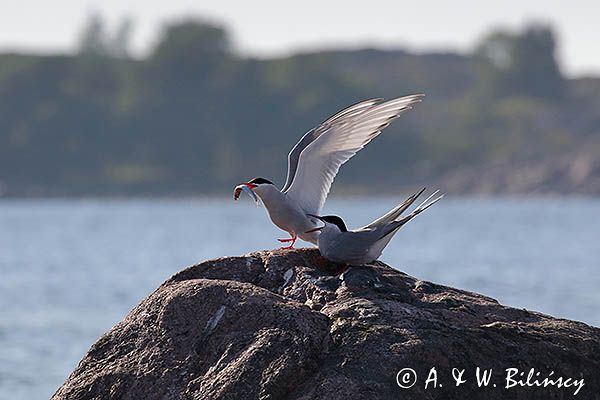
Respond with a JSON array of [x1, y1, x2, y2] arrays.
[[305, 226, 324, 233], [305, 214, 325, 234]]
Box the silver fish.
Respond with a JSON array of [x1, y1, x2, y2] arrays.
[[233, 183, 260, 206]]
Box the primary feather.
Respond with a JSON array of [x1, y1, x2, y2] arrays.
[[281, 98, 382, 192], [284, 94, 424, 215]]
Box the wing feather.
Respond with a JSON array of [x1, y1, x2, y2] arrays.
[[281, 98, 382, 192], [284, 94, 424, 214]]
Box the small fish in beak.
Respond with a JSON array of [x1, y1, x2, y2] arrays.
[[233, 183, 260, 206]]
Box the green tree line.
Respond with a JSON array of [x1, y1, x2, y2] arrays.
[[0, 16, 598, 196]]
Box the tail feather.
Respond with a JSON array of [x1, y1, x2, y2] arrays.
[[379, 191, 444, 239], [413, 189, 440, 211], [363, 187, 426, 229]]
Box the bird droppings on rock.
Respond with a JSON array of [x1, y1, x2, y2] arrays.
[[283, 268, 294, 286], [204, 305, 226, 335], [53, 248, 600, 400]]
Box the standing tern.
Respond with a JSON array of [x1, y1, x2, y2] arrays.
[[233, 94, 424, 248], [305, 188, 444, 265]]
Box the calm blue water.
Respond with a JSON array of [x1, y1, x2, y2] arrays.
[[1, 198, 599, 399]]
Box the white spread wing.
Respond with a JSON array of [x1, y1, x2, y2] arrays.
[[284, 94, 424, 214], [281, 98, 382, 192]]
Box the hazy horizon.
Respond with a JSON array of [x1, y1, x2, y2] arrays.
[[1, 0, 598, 77]]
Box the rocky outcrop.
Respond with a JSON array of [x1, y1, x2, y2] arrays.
[[53, 249, 600, 400]]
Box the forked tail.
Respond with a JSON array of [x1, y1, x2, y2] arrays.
[[380, 190, 444, 238]]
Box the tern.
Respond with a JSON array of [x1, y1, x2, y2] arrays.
[[305, 188, 444, 265], [233, 94, 424, 248]]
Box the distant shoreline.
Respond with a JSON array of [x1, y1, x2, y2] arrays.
[[1, 193, 599, 201]]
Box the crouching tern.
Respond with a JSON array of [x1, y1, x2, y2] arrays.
[[305, 188, 444, 265], [233, 94, 424, 248]]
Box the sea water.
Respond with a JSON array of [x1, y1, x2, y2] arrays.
[[1, 197, 599, 399]]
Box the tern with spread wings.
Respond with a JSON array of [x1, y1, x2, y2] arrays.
[[305, 188, 444, 265], [233, 94, 424, 248]]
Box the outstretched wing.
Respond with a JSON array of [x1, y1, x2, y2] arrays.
[[284, 94, 424, 214], [281, 98, 382, 192]]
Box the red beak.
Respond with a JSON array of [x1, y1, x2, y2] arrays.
[[233, 182, 258, 200]]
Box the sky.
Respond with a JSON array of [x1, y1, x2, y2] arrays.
[[0, 0, 598, 76]]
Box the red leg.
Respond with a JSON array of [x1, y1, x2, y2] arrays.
[[277, 234, 297, 249], [288, 236, 297, 249]]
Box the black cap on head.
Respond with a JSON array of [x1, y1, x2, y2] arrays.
[[321, 215, 348, 232], [248, 177, 273, 185]]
